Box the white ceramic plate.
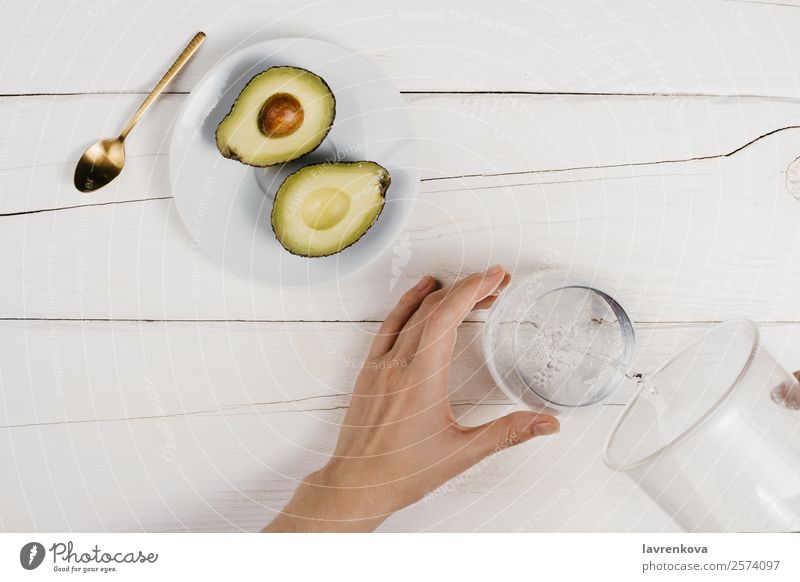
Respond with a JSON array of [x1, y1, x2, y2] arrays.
[[169, 38, 419, 287]]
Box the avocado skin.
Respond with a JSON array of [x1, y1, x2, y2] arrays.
[[215, 66, 336, 167], [271, 161, 391, 258]]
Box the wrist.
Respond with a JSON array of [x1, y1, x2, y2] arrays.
[[263, 463, 390, 532]]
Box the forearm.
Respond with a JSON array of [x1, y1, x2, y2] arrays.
[[263, 467, 389, 533]]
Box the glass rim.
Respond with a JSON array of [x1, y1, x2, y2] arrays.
[[602, 319, 761, 472]]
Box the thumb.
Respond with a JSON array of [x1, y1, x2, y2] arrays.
[[460, 411, 560, 465]]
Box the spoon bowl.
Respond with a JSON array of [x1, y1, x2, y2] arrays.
[[74, 138, 126, 192]]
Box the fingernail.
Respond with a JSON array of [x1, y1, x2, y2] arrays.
[[486, 264, 504, 277], [414, 276, 431, 290], [490, 274, 511, 296], [533, 420, 560, 437]]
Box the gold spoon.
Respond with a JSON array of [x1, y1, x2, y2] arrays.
[[74, 32, 206, 192]]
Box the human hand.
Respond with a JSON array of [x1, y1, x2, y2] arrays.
[[264, 265, 560, 532], [771, 371, 800, 410]]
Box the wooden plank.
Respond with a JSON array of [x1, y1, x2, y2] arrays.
[[3, 0, 800, 96], [0, 321, 796, 532], [5, 92, 800, 216], [7, 0, 800, 537], [0, 399, 675, 532], [2, 319, 799, 428], [2, 123, 800, 322]]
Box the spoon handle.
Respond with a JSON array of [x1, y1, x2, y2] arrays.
[[120, 31, 206, 139]]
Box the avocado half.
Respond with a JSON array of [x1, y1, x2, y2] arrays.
[[215, 66, 335, 166], [271, 161, 391, 257]]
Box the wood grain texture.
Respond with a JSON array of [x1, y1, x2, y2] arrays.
[[0, 403, 676, 532], [1, 321, 798, 532], [2, 125, 800, 322], [4, 319, 800, 427], [3, 0, 800, 533], [4, 92, 800, 215], [3, 0, 800, 96]]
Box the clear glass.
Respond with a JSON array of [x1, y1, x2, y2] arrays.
[[603, 320, 800, 532], [483, 271, 635, 411]]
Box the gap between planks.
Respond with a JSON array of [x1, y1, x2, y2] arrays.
[[3, 318, 800, 325], [4, 90, 800, 100], [3, 117, 799, 218], [0, 400, 626, 431]]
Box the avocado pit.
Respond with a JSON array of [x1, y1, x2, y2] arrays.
[[259, 93, 304, 138]]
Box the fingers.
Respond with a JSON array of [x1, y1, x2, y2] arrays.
[[459, 411, 560, 467], [412, 265, 507, 368], [770, 371, 800, 410], [367, 276, 437, 360]]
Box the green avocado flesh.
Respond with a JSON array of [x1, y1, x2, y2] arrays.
[[215, 66, 335, 166], [271, 162, 391, 257]]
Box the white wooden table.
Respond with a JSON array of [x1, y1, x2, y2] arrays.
[[3, 0, 800, 532]]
